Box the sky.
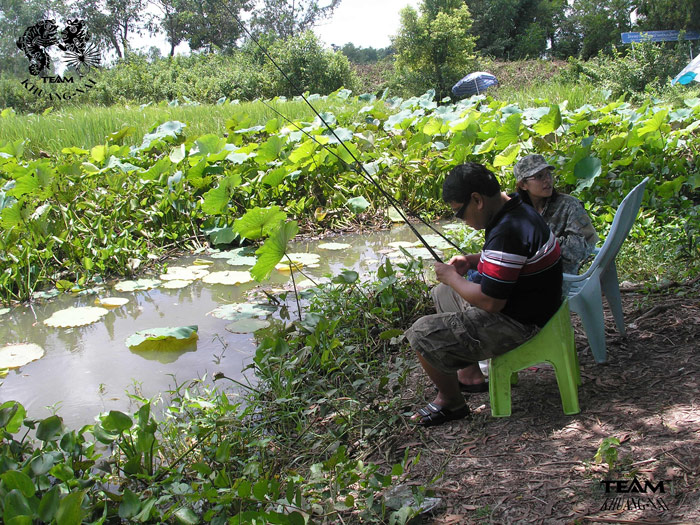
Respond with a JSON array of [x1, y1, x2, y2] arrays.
[[133, 0, 423, 56], [314, 0, 422, 49]]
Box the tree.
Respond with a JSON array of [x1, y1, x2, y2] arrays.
[[73, 0, 148, 59], [392, 0, 477, 99], [146, 0, 189, 57], [338, 43, 391, 64], [252, 0, 341, 40], [634, 0, 700, 32], [465, 0, 566, 60], [179, 0, 253, 53], [552, 0, 634, 59]]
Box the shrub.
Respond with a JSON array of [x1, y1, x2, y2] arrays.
[[565, 40, 690, 101], [262, 31, 359, 98]]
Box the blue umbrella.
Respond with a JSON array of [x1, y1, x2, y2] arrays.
[[452, 71, 499, 97]]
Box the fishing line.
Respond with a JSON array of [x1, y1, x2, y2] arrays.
[[215, 1, 443, 262], [257, 97, 466, 255]]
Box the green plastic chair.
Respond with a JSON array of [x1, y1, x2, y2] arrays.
[[488, 300, 580, 417]]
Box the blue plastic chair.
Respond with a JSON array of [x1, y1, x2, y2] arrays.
[[563, 177, 649, 363]]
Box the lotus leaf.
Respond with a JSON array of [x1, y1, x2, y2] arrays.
[[346, 196, 370, 214], [32, 289, 61, 300], [0, 308, 9, 316], [225, 318, 270, 333], [413, 235, 455, 251], [208, 303, 277, 320], [161, 280, 193, 289], [210, 247, 257, 259], [286, 253, 321, 265], [0, 343, 44, 368], [294, 279, 319, 290], [126, 326, 198, 351], [160, 267, 209, 281], [317, 242, 351, 251], [233, 206, 287, 240], [202, 271, 253, 285], [44, 306, 109, 327], [96, 297, 129, 308], [275, 261, 304, 272], [114, 279, 162, 292], [251, 221, 299, 282], [387, 207, 405, 223], [225, 255, 257, 267]]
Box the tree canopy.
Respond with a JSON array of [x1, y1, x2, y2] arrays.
[[392, 0, 477, 99]]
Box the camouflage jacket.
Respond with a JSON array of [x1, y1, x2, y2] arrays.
[[541, 193, 599, 275]]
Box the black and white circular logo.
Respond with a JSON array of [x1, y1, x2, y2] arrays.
[[16, 19, 101, 101]]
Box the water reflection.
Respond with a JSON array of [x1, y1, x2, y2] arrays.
[[0, 222, 462, 429]]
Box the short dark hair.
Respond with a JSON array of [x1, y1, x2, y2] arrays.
[[443, 163, 500, 205]]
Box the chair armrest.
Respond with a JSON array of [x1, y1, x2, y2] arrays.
[[562, 272, 587, 282]]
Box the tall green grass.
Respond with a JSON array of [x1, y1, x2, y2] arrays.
[[0, 98, 368, 157], [490, 80, 612, 109]]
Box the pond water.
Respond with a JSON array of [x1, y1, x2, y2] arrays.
[[0, 222, 461, 429]]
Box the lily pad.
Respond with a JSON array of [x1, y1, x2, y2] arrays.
[[209, 247, 257, 259], [114, 279, 161, 292], [413, 234, 455, 251], [0, 343, 44, 369], [0, 308, 10, 316], [126, 326, 198, 351], [388, 241, 415, 249], [95, 297, 129, 308], [44, 306, 109, 327], [160, 267, 209, 281], [202, 271, 253, 285], [386, 207, 406, 223], [32, 289, 61, 300], [208, 303, 277, 321], [225, 254, 257, 267], [286, 252, 321, 265], [161, 280, 193, 289], [275, 261, 304, 272], [317, 242, 351, 251], [225, 318, 270, 333]]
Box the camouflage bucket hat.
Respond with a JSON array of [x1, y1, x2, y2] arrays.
[[514, 154, 554, 181]]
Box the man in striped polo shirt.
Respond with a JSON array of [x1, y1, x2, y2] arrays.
[[406, 162, 562, 427]]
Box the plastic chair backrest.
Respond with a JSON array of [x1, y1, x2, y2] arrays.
[[576, 177, 649, 280]]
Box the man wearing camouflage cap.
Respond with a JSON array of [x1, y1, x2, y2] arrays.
[[514, 154, 598, 276]]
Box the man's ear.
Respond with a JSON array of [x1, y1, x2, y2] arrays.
[[471, 192, 483, 209]]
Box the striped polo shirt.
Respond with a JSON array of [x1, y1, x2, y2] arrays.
[[477, 194, 563, 327]]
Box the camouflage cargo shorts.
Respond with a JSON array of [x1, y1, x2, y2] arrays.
[[404, 283, 540, 374]]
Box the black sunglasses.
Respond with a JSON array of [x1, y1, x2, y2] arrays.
[[453, 200, 469, 220]]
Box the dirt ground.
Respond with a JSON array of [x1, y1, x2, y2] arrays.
[[391, 280, 700, 524]]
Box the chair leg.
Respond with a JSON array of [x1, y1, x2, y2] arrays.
[[600, 261, 626, 336], [488, 361, 514, 417], [570, 279, 608, 364], [553, 364, 581, 415]]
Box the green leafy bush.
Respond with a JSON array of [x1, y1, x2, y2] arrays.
[[262, 31, 359, 98], [565, 40, 690, 100]]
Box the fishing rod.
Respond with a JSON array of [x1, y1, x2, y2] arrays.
[[216, 1, 444, 263], [257, 97, 467, 255]]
